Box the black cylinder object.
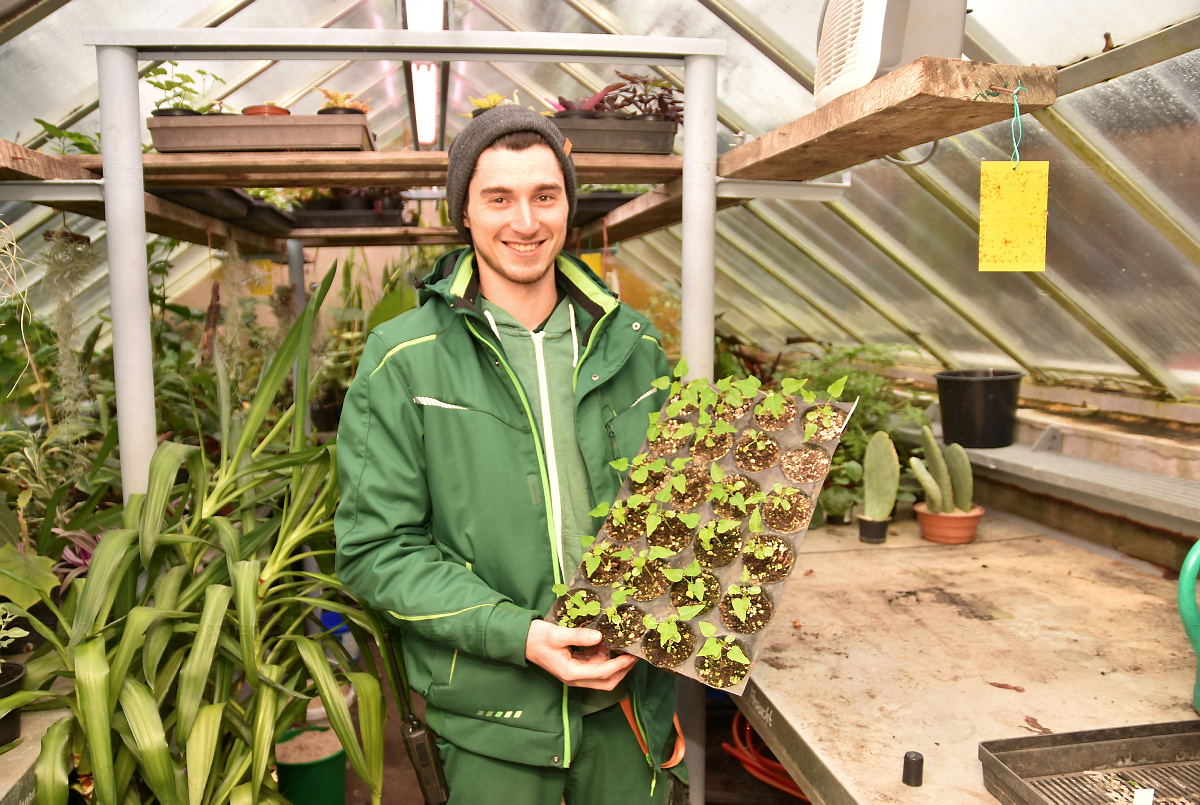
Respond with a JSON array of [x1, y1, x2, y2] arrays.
[[934, 369, 1023, 448], [903, 751, 924, 786]]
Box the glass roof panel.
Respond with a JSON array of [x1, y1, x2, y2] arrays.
[[949, 105, 1200, 393], [717, 205, 912, 345], [1058, 49, 1200, 232], [752, 199, 995, 366], [969, 0, 1198, 69], [619, 238, 766, 345], [842, 153, 1128, 375]]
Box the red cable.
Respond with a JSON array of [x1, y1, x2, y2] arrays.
[[720, 711, 811, 802]]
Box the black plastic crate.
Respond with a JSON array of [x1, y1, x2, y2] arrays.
[[979, 720, 1200, 804]]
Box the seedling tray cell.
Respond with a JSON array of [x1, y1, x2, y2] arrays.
[[978, 720, 1200, 804]]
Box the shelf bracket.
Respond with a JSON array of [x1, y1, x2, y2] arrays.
[[715, 171, 850, 201]]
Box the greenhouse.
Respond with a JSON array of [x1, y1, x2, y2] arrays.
[[1, 0, 1199, 803]]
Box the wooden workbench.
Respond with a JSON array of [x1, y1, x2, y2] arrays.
[[734, 510, 1198, 804]]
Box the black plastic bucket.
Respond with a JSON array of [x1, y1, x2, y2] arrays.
[[934, 369, 1024, 448]]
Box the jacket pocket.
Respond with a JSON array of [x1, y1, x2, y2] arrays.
[[604, 384, 662, 461]]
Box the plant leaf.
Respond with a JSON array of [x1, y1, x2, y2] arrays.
[[33, 715, 73, 805], [118, 678, 177, 805], [175, 584, 233, 746], [186, 702, 225, 805], [76, 636, 116, 805]]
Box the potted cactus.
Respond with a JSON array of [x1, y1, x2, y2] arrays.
[[909, 426, 984, 544], [858, 431, 900, 544]]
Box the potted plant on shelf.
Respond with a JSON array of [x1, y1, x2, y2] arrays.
[[549, 71, 682, 155], [242, 101, 290, 116], [145, 61, 226, 115], [909, 425, 984, 544], [318, 88, 372, 115], [858, 431, 900, 544]]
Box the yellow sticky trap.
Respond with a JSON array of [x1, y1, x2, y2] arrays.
[[247, 259, 274, 296], [979, 161, 1048, 272]]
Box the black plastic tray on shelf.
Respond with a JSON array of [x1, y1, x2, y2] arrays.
[[978, 720, 1200, 804]]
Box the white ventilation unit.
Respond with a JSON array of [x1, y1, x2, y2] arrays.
[[814, 0, 968, 108]]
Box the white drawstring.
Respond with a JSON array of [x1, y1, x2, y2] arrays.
[[568, 303, 579, 368], [483, 309, 501, 342]]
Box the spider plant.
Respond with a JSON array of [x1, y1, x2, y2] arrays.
[[0, 264, 389, 805]]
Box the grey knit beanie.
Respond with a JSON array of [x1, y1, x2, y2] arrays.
[[446, 105, 577, 244]]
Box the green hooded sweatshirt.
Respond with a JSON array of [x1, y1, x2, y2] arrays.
[[335, 248, 676, 773]]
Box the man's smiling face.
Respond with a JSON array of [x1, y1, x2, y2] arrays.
[[463, 142, 569, 291]]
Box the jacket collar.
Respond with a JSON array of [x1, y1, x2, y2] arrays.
[[420, 247, 618, 346]]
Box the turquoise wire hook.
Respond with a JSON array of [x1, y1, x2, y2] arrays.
[[1010, 80, 1029, 168]]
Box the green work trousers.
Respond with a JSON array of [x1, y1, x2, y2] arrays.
[[435, 703, 673, 804]]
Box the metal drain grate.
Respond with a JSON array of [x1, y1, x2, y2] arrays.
[[1027, 760, 1200, 804]]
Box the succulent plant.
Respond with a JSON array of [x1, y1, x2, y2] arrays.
[[861, 431, 900, 521], [909, 426, 973, 513]]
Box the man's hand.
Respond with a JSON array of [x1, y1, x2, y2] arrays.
[[525, 619, 637, 690]]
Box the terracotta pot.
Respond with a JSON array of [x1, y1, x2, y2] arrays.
[[914, 502, 984, 544], [241, 104, 290, 116]]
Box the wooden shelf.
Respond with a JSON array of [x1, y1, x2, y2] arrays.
[[0, 140, 280, 254], [581, 56, 1059, 243], [64, 151, 684, 189], [4, 58, 1057, 251], [291, 225, 461, 247]]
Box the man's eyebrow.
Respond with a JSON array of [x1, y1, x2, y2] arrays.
[[476, 181, 564, 196]]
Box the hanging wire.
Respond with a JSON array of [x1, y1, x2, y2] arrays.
[[1009, 80, 1028, 168], [884, 139, 939, 167]]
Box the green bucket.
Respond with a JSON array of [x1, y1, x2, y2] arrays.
[[276, 726, 346, 805]]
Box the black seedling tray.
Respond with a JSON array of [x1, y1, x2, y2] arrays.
[[979, 720, 1200, 804]]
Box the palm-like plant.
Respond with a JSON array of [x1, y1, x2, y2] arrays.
[[0, 266, 389, 805]]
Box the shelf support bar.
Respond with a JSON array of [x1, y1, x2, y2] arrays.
[[678, 50, 717, 805], [680, 53, 718, 382], [97, 44, 157, 499]]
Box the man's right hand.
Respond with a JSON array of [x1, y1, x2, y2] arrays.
[[525, 619, 637, 690]]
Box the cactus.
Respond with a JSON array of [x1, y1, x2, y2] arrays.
[[919, 425, 951, 508], [909, 456, 945, 513], [911, 426, 974, 513], [944, 443, 973, 512], [861, 431, 900, 521]]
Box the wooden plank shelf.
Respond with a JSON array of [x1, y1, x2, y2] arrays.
[[0, 140, 280, 254], [64, 151, 684, 189], [290, 225, 461, 247], [581, 56, 1059, 243]]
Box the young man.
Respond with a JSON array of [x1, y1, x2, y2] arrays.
[[335, 106, 678, 802]]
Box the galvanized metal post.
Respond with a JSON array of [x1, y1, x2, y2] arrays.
[[96, 45, 156, 499], [679, 51, 718, 805], [287, 238, 307, 318], [681, 53, 718, 381]]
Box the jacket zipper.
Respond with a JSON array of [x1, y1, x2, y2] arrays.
[[605, 421, 621, 462], [465, 318, 572, 767], [530, 331, 567, 579]]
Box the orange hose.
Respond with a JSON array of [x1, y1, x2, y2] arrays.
[[720, 711, 810, 801]]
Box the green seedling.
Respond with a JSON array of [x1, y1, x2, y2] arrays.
[[581, 541, 632, 577], [551, 585, 600, 622], [697, 519, 740, 551], [696, 622, 751, 665], [643, 613, 683, 647]]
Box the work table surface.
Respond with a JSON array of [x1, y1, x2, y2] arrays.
[[733, 510, 1198, 804]]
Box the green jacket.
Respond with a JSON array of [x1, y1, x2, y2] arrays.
[[335, 247, 675, 771]]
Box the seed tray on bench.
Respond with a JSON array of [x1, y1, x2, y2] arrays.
[[978, 720, 1200, 805]]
